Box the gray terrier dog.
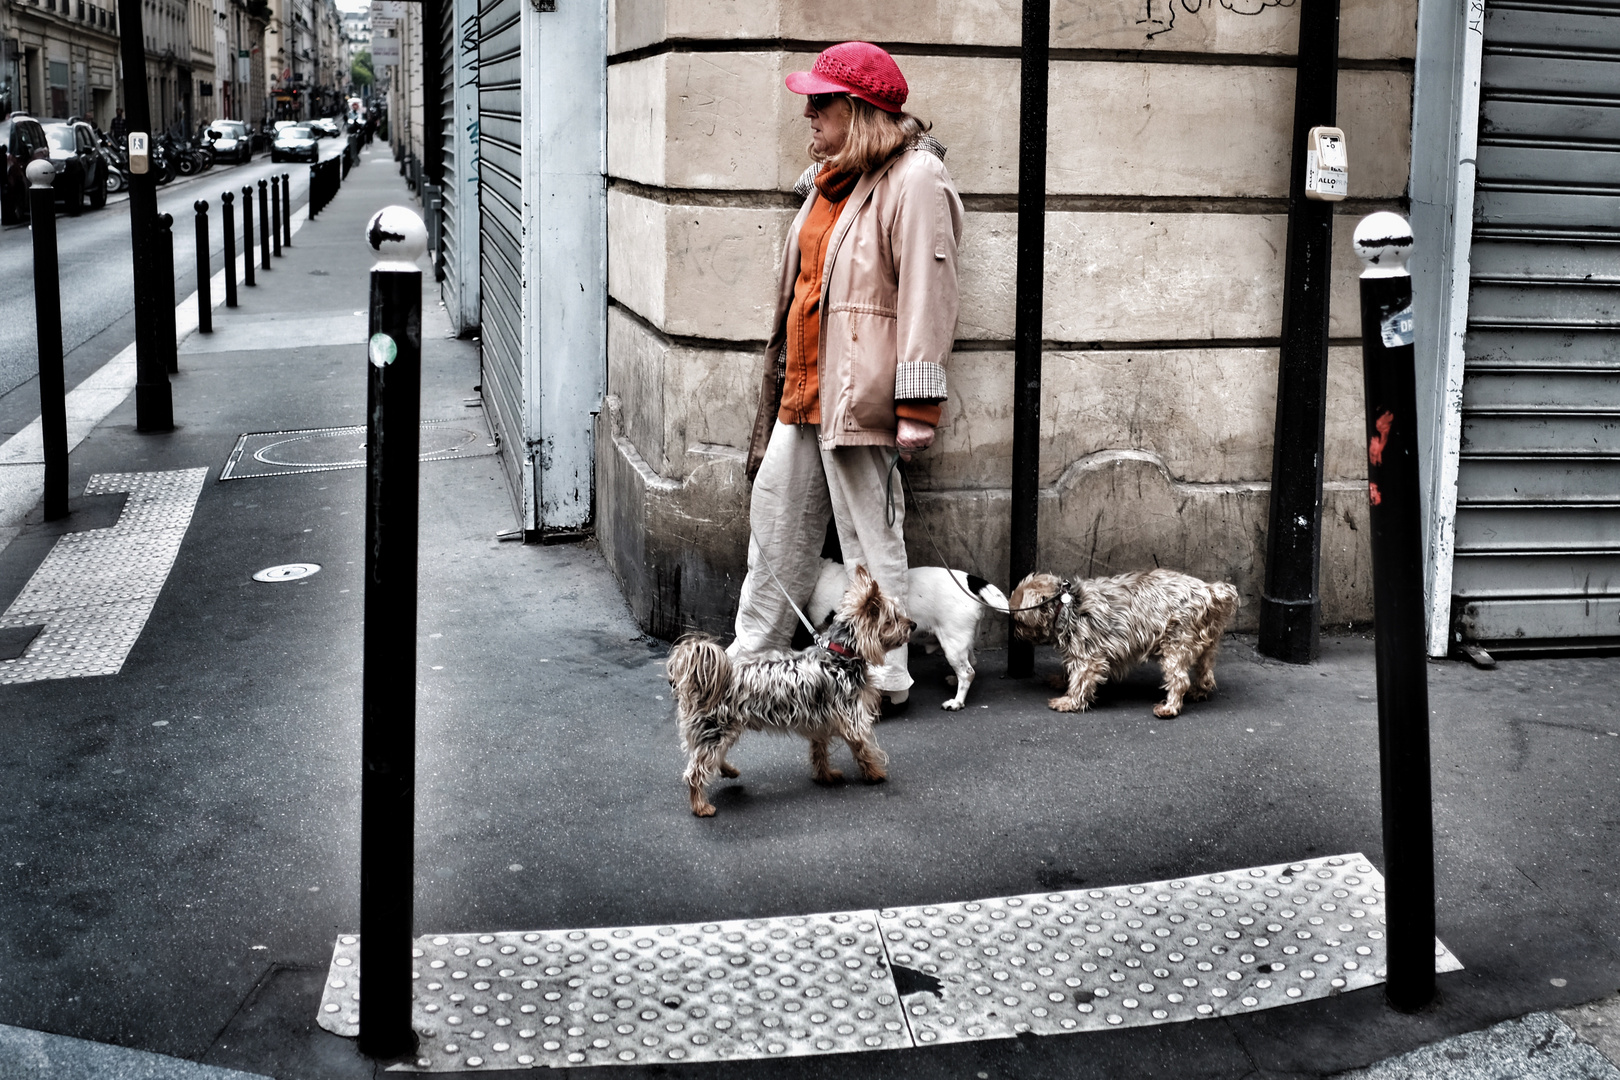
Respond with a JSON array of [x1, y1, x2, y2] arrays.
[[1009, 569, 1239, 718], [667, 564, 915, 817]]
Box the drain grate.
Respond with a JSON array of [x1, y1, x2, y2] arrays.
[[221, 421, 496, 480]]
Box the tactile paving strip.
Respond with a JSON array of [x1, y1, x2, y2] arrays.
[[320, 855, 1461, 1071], [375, 912, 908, 1070], [0, 469, 206, 684], [878, 853, 1461, 1044]]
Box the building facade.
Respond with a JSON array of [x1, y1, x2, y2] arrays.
[[431, 0, 1617, 656], [594, 0, 1413, 638], [1, 0, 122, 127]]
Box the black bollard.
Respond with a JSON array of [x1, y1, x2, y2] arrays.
[[281, 173, 291, 247], [270, 179, 282, 257], [27, 161, 69, 521], [1353, 213, 1435, 1014], [308, 163, 320, 219], [156, 212, 177, 375], [258, 178, 271, 270], [194, 201, 212, 334], [222, 192, 238, 308], [357, 206, 425, 1061], [242, 185, 256, 287]]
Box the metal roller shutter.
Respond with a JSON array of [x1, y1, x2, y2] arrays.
[[440, 0, 479, 334], [1454, 0, 1620, 651], [477, 0, 524, 523]]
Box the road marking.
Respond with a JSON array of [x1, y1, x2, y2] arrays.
[[319, 854, 1462, 1070], [0, 204, 310, 549], [0, 469, 206, 683]]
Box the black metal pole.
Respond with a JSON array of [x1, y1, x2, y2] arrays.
[[358, 209, 424, 1061], [242, 185, 256, 286], [115, 0, 173, 432], [1259, 0, 1342, 664], [1007, 0, 1050, 679], [308, 163, 320, 218], [222, 192, 238, 308], [1354, 214, 1435, 1013], [270, 180, 282, 257], [194, 201, 212, 334], [28, 162, 69, 521], [156, 213, 178, 375], [258, 178, 271, 270], [281, 173, 291, 246]]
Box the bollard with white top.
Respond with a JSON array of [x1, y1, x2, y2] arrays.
[[194, 201, 212, 334], [1353, 211, 1435, 1014], [357, 205, 425, 1061], [28, 160, 69, 522], [222, 192, 238, 308]]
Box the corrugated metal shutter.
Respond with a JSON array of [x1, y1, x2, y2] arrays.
[[442, 0, 480, 334], [438, 0, 456, 291], [1454, 0, 1620, 652], [478, 0, 524, 523]]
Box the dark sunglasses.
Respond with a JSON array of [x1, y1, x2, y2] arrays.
[[807, 92, 846, 111]]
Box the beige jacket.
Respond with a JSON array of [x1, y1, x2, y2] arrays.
[[746, 142, 965, 480]]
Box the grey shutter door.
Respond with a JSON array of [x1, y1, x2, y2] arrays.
[[439, 0, 457, 300], [477, 0, 524, 522], [1454, 0, 1620, 652]]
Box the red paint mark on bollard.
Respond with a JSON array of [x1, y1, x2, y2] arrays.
[[1368, 411, 1393, 465], [1368, 482, 1382, 506]]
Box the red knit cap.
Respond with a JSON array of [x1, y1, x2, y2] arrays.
[[785, 42, 908, 114]]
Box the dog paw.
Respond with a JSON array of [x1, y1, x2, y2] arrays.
[[941, 699, 964, 711], [692, 803, 717, 817], [1153, 702, 1182, 718], [719, 763, 741, 778], [1186, 688, 1210, 702], [813, 769, 845, 785], [861, 769, 887, 784], [1048, 696, 1086, 713]]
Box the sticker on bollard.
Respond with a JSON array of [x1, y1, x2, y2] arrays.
[[1379, 306, 1414, 348], [369, 333, 397, 368]]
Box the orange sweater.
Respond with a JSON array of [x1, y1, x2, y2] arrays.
[[779, 168, 942, 428]]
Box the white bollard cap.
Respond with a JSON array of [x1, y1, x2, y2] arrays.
[[26, 158, 56, 189], [1353, 212, 1413, 279], [365, 205, 427, 271]]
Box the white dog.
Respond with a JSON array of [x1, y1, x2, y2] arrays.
[[807, 558, 1008, 710]]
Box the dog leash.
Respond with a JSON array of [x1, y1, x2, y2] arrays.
[[888, 451, 1069, 614], [752, 539, 826, 642]]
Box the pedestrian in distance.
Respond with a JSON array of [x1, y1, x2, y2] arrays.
[[730, 41, 965, 712], [110, 107, 127, 144]]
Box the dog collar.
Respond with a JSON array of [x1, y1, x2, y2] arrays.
[[821, 639, 856, 659]]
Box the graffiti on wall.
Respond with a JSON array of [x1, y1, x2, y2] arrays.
[[1136, 0, 1296, 38]]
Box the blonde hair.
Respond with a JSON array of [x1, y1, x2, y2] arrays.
[[810, 96, 930, 176]]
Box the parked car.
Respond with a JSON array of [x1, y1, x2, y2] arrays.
[[270, 124, 319, 163], [1, 113, 50, 224], [308, 117, 341, 138], [40, 117, 107, 214], [204, 119, 253, 164]]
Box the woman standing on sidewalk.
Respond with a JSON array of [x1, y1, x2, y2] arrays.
[[729, 42, 965, 708]]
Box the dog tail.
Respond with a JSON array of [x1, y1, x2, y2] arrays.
[[666, 634, 733, 718], [963, 572, 1010, 613]]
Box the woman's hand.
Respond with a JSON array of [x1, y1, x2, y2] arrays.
[[896, 418, 936, 461]]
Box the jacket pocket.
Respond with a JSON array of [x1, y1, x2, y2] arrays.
[[825, 306, 898, 430]]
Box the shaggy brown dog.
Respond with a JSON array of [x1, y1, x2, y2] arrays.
[[1009, 569, 1239, 718], [666, 564, 915, 817]]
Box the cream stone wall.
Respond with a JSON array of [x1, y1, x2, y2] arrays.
[[598, 0, 1417, 638]]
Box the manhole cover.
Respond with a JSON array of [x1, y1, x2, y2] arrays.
[[253, 563, 322, 582], [221, 421, 496, 480]]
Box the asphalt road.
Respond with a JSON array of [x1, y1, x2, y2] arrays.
[[0, 141, 347, 433]]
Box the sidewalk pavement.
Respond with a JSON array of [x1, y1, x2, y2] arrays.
[[1, 150, 1619, 1080]]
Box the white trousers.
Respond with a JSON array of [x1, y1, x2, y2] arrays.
[[731, 422, 912, 696]]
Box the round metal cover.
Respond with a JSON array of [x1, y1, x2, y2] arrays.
[[253, 563, 322, 582], [252, 425, 481, 469]]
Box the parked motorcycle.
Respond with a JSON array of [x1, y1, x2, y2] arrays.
[[97, 130, 130, 194]]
